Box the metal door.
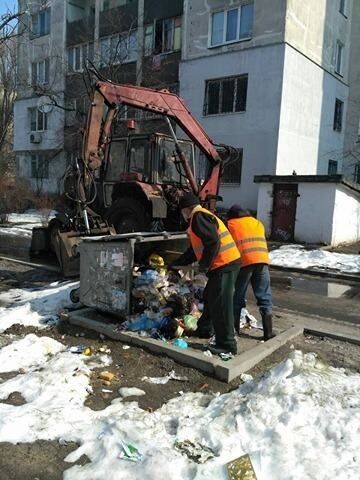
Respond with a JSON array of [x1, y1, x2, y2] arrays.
[[271, 184, 298, 241]]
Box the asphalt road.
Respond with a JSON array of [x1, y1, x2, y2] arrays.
[[268, 270, 360, 325]]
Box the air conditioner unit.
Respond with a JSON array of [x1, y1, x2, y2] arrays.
[[30, 132, 42, 144]]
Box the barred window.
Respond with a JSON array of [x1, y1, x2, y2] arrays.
[[221, 148, 243, 185], [204, 75, 248, 115]]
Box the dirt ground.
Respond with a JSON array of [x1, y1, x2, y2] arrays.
[[0, 258, 360, 479]]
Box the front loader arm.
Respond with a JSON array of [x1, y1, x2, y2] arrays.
[[83, 81, 223, 203]]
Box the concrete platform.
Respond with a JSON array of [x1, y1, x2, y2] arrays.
[[62, 307, 360, 382]]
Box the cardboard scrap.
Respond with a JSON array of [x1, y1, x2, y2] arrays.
[[227, 454, 257, 480], [99, 371, 115, 382]]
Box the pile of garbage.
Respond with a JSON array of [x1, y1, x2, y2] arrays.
[[121, 254, 206, 340]]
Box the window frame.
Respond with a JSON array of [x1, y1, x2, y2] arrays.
[[67, 42, 94, 73], [333, 98, 344, 132], [335, 40, 344, 75], [203, 74, 248, 116], [99, 30, 137, 67], [354, 164, 360, 184], [31, 59, 50, 86], [209, 3, 254, 48], [153, 16, 182, 55], [30, 154, 49, 179], [31, 8, 51, 38], [328, 160, 338, 175], [29, 107, 48, 132]]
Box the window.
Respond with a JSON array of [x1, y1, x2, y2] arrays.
[[204, 75, 248, 115], [31, 8, 51, 37], [154, 16, 181, 54], [328, 160, 338, 175], [339, 0, 347, 16], [100, 30, 137, 66], [31, 154, 49, 179], [335, 41, 343, 75], [105, 140, 127, 181], [333, 99, 344, 132], [210, 3, 254, 47], [68, 43, 94, 72], [101, 0, 131, 10], [129, 138, 150, 181], [354, 164, 360, 184], [158, 138, 193, 185], [221, 149, 243, 184], [31, 59, 49, 85], [29, 108, 48, 131]]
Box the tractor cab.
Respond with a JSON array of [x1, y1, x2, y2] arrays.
[[99, 133, 196, 233]]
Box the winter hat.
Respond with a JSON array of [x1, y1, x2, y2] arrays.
[[179, 193, 200, 210], [227, 204, 250, 219]]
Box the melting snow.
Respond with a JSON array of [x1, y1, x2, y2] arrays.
[[0, 281, 79, 333], [0, 338, 359, 480], [270, 244, 360, 273]]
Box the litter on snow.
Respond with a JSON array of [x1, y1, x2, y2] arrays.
[[174, 440, 215, 464], [118, 387, 146, 398], [0, 329, 359, 479], [142, 370, 188, 384], [227, 454, 258, 480]]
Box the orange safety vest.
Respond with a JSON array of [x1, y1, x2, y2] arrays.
[[187, 207, 240, 270], [227, 217, 269, 267]]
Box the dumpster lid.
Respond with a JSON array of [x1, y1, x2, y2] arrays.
[[81, 231, 188, 243]]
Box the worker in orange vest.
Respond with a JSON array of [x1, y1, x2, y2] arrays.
[[171, 193, 241, 355], [227, 205, 275, 341]]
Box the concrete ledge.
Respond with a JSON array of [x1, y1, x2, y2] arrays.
[[63, 308, 223, 375], [304, 327, 360, 346], [215, 326, 303, 382], [64, 308, 360, 382], [64, 308, 304, 383], [270, 264, 360, 283]]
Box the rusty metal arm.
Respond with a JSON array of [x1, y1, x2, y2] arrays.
[[83, 81, 224, 202]]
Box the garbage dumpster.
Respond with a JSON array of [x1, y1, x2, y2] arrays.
[[79, 232, 188, 317]]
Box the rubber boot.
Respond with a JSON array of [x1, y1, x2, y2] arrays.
[[262, 314, 275, 341]]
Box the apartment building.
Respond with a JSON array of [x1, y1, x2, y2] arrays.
[[180, 0, 360, 209], [14, 0, 183, 193]]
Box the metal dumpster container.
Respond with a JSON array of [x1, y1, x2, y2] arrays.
[[79, 232, 188, 317]]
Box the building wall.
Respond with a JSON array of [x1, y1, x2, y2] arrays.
[[343, 0, 360, 181], [295, 183, 335, 244], [180, 44, 285, 210], [15, 0, 66, 191], [276, 44, 348, 176], [16, 151, 66, 194], [285, 0, 352, 80], [257, 181, 360, 245], [182, 0, 286, 61], [256, 183, 273, 235], [332, 185, 360, 244]]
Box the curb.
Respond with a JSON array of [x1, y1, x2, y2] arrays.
[[270, 264, 360, 283], [0, 255, 60, 273]]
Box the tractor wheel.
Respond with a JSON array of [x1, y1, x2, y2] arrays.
[[106, 198, 150, 234]]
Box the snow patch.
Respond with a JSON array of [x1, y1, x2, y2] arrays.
[[270, 245, 360, 273]]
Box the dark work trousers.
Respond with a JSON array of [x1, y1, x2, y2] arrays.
[[233, 263, 273, 331], [197, 266, 240, 352]]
